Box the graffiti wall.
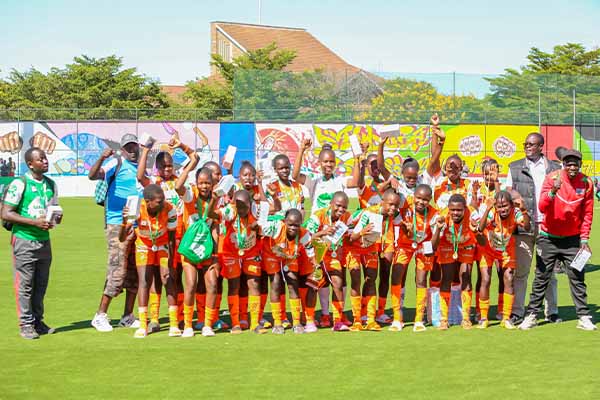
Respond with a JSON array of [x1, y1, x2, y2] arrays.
[[1, 121, 599, 191]]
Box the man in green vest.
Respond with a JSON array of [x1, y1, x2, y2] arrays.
[[1, 147, 60, 339]]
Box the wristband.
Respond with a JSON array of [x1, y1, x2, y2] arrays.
[[581, 239, 589, 244]]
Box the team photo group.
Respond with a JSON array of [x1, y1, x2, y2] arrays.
[[3, 114, 596, 340]]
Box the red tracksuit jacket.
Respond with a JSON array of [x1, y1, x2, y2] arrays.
[[538, 169, 594, 241]]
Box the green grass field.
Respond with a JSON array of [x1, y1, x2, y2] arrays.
[[1, 198, 600, 399]]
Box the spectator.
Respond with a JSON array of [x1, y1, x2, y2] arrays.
[[1, 147, 60, 339], [594, 178, 600, 202], [0, 159, 8, 177], [8, 156, 16, 176], [505, 133, 561, 324], [520, 149, 596, 331], [88, 135, 141, 332]]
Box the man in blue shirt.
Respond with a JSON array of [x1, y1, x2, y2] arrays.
[[88, 134, 142, 332]]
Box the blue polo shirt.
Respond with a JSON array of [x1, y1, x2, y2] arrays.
[[103, 158, 142, 225]]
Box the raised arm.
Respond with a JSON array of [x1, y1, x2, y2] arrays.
[[377, 137, 392, 180], [427, 113, 444, 178], [292, 138, 312, 184], [346, 154, 363, 189], [88, 148, 114, 180], [137, 146, 152, 187], [173, 139, 199, 196]]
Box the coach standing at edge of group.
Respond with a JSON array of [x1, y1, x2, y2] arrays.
[[505, 132, 560, 324]]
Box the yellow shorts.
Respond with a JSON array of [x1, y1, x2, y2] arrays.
[[135, 244, 169, 268], [346, 252, 379, 270]]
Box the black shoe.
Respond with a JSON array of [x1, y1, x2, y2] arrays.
[[35, 321, 56, 335], [544, 314, 562, 324], [509, 314, 524, 325], [20, 325, 40, 340]]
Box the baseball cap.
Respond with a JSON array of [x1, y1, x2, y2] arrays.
[[120, 133, 138, 148], [561, 149, 582, 161]]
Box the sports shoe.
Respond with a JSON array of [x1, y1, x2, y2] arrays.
[[340, 314, 352, 327], [181, 327, 194, 338], [118, 314, 139, 328], [194, 322, 205, 330], [272, 325, 285, 334], [501, 319, 516, 330], [253, 325, 268, 334], [477, 319, 489, 329], [148, 321, 161, 333], [133, 328, 147, 338], [510, 314, 524, 325], [169, 326, 182, 337], [282, 319, 292, 329], [461, 320, 473, 330], [495, 313, 503, 321], [201, 326, 215, 337], [230, 325, 243, 335], [332, 321, 350, 331], [413, 321, 427, 332], [576, 316, 598, 331], [214, 319, 230, 331], [360, 315, 368, 324], [304, 322, 318, 333], [365, 322, 382, 331], [292, 324, 305, 334], [240, 319, 249, 330], [349, 322, 364, 332], [20, 325, 40, 340], [544, 314, 563, 324], [91, 312, 113, 332], [34, 321, 56, 335], [319, 314, 332, 328], [259, 319, 272, 329], [388, 320, 404, 332], [376, 313, 393, 325], [518, 313, 538, 330], [438, 320, 450, 331]]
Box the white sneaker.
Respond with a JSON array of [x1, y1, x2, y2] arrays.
[[133, 328, 147, 338], [577, 316, 598, 331], [181, 327, 195, 338], [201, 326, 215, 337], [388, 320, 404, 332], [518, 313, 538, 330], [413, 321, 427, 332], [92, 312, 113, 332], [376, 313, 393, 324], [169, 326, 182, 337], [118, 313, 140, 328]]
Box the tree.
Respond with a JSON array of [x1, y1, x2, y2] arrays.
[[0, 55, 169, 119]]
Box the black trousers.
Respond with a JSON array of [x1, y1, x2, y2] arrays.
[[526, 234, 590, 318]]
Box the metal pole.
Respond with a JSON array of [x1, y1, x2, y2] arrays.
[[258, 0, 262, 24], [573, 89, 576, 149], [538, 88, 541, 132], [452, 71, 456, 110]]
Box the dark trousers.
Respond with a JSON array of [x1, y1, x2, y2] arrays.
[[526, 235, 590, 318], [12, 236, 52, 327]]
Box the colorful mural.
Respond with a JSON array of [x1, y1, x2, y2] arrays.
[[1, 121, 598, 180]]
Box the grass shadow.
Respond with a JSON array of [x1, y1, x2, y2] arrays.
[[54, 320, 94, 333]]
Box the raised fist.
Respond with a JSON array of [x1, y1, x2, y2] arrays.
[[301, 138, 312, 151], [0, 131, 23, 154], [552, 174, 562, 193], [30, 131, 56, 154], [430, 113, 440, 126]]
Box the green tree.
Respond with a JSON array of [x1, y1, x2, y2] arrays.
[[0, 55, 168, 119]]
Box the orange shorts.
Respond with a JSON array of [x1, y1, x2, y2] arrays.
[[262, 253, 301, 275], [322, 250, 345, 273], [394, 246, 434, 271], [298, 253, 314, 276], [478, 246, 516, 270], [380, 240, 395, 255], [219, 254, 261, 279], [135, 244, 169, 268], [181, 255, 216, 269], [437, 244, 476, 265], [346, 251, 379, 270]]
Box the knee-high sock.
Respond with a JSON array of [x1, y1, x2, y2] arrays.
[[271, 301, 282, 327], [227, 295, 240, 327], [195, 294, 206, 324], [391, 285, 402, 322], [138, 307, 148, 330], [366, 296, 377, 324], [184, 304, 194, 329], [279, 293, 287, 322], [479, 298, 490, 321], [461, 290, 472, 321], [149, 293, 161, 323], [168, 305, 178, 328], [305, 305, 315, 324], [361, 296, 368, 319], [351, 296, 362, 323], [299, 287, 308, 312], [331, 300, 343, 323], [290, 298, 301, 326], [415, 288, 427, 323], [177, 292, 184, 322], [204, 306, 215, 329], [213, 293, 222, 322], [259, 294, 267, 321], [497, 292, 504, 317], [475, 292, 480, 315], [239, 295, 249, 322], [440, 291, 451, 321], [319, 287, 330, 316], [378, 296, 387, 316], [249, 295, 260, 330], [503, 293, 514, 321]]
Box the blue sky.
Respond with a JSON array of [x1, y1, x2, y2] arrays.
[[2, 0, 600, 85]]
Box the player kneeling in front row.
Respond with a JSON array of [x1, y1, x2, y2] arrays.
[[120, 184, 178, 338]]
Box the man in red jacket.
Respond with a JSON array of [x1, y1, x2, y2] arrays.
[[520, 149, 596, 331]]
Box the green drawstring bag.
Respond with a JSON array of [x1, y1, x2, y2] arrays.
[[177, 218, 213, 264]]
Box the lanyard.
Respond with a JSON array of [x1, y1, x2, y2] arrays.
[[235, 215, 248, 250], [146, 212, 160, 249], [326, 208, 341, 252], [450, 222, 463, 255], [495, 211, 506, 252], [413, 205, 428, 243], [196, 194, 209, 221]]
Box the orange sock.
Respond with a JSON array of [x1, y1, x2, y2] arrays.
[[279, 294, 287, 322], [415, 287, 427, 323], [204, 306, 214, 328], [461, 290, 472, 321], [239, 296, 249, 322], [183, 304, 194, 329], [177, 292, 184, 322], [149, 292, 161, 323], [498, 292, 504, 316], [290, 298, 301, 326], [475, 291, 480, 316], [350, 296, 362, 323], [213, 293, 222, 322], [271, 301, 282, 326], [440, 291, 451, 321], [361, 296, 368, 319], [195, 294, 206, 325], [258, 294, 267, 321], [429, 279, 441, 288], [366, 296, 376, 324], [249, 295, 260, 330], [377, 296, 387, 317], [503, 293, 514, 321], [391, 285, 402, 322], [479, 298, 490, 321], [299, 287, 308, 312], [305, 306, 315, 324], [332, 300, 344, 322], [227, 295, 240, 327]]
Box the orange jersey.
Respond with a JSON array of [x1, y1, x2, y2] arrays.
[[151, 175, 184, 238], [396, 204, 439, 249], [432, 177, 472, 210], [358, 177, 385, 209], [180, 185, 215, 230], [346, 204, 402, 254], [268, 179, 304, 213], [216, 204, 261, 257], [135, 200, 177, 248], [436, 207, 478, 249], [305, 207, 352, 259], [479, 207, 526, 255], [261, 221, 314, 273]]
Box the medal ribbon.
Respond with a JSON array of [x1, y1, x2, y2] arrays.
[[450, 221, 462, 256], [235, 215, 248, 250], [413, 205, 428, 244]]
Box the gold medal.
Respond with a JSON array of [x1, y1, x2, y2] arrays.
[[452, 252, 458, 260], [239, 249, 245, 257], [502, 251, 508, 258]]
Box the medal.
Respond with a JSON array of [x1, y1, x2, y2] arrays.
[[236, 214, 248, 258], [283, 265, 290, 272], [502, 251, 508, 258], [331, 251, 337, 258], [452, 252, 458, 260], [412, 242, 418, 249], [151, 245, 158, 252], [450, 222, 462, 263], [239, 249, 245, 256], [413, 205, 428, 251]]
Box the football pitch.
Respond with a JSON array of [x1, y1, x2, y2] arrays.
[[1, 198, 600, 399]]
